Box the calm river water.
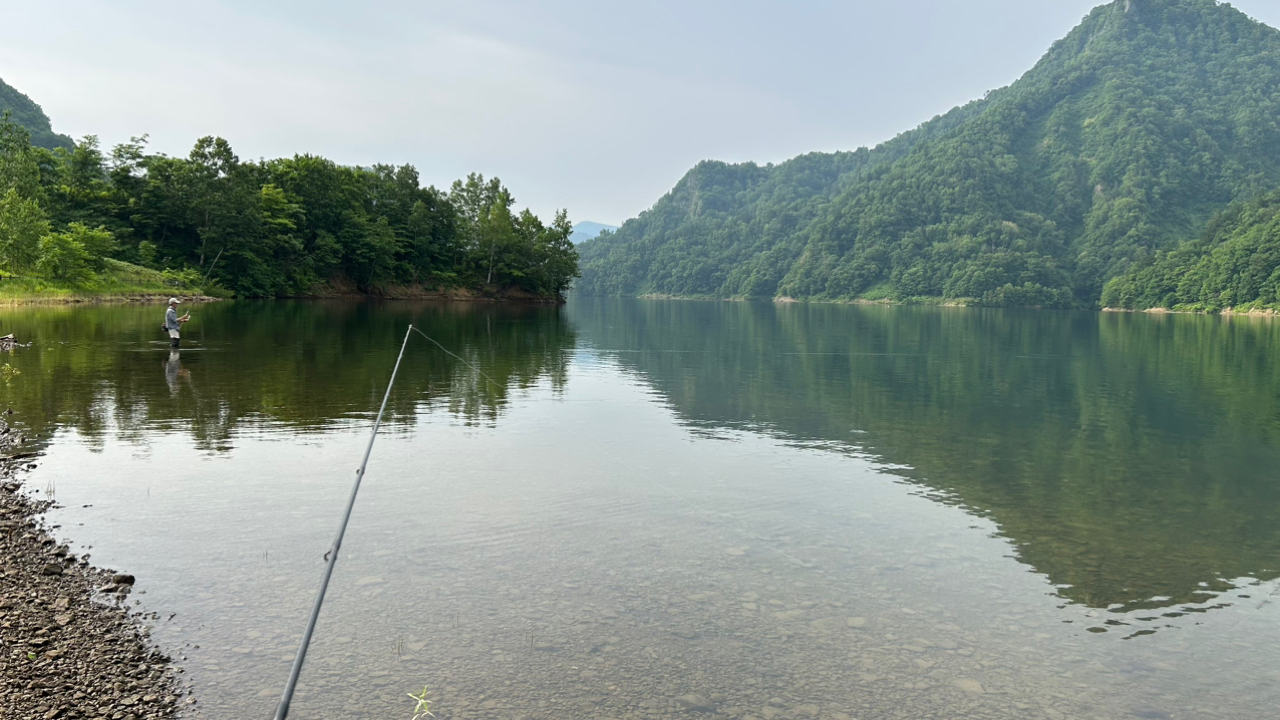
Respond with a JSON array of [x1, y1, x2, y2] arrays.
[[2, 299, 1278, 720]]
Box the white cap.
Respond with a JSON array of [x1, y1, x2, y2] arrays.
[[169, 297, 181, 304]]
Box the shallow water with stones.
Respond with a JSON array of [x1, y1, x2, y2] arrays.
[[3, 298, 1279, 719]]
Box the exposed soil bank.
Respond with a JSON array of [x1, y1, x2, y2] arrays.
[[0, 420, 185, 719], [78, 286, 564, 304], [0, 294, 219, 307], [0, 285, 565, 306], [296, 278, 566, 304]]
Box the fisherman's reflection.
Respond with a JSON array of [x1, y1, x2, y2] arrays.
[[164, 349, 191, 395]]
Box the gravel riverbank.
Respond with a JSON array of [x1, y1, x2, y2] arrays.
[[0, 419, 185, 719]]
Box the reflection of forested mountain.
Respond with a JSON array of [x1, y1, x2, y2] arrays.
[[0, 301, 575, 452], [568, 299, 1280, 611]]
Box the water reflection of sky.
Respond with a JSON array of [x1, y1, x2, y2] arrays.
[[656, 405, 1280, 633], [7, 300, 1280, 719], [29, 351, 1280, 720]]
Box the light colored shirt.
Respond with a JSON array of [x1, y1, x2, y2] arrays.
[[165, 306, 180, 331]]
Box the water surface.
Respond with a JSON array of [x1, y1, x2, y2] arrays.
[[2, 299, 1278, 719]]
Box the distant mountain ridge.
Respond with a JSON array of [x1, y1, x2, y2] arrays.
[[0, 77, 73, 150], [570, 221, 619, 244], [576, 0, 1280, 307]]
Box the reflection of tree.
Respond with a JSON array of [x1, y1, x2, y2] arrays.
[[0, 301, 575, 454], [570, 298, 1280, 611]]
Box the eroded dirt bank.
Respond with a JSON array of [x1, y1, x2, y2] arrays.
[[0, 295, 220, 307]]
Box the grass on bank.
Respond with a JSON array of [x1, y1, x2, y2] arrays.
[[0, 259, 210, 303]]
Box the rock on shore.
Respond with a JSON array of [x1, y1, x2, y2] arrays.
[[0, 419, 184, 718]]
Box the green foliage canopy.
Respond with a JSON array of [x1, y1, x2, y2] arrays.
[[1102, 189, 1280, 310], [0, 188, 49, 274], [0, 119, 579, 298]]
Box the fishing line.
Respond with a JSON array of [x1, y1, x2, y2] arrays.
[[274, 325, 414, 720], [409, 325, 503, 389], [1259, 578, 1280, 609], [269, 327, 923, 719], [273, 321, 534, 719], [276, 324, 1280, 718]]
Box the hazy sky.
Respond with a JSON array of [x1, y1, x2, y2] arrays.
[[3, 0, 1279, 225]]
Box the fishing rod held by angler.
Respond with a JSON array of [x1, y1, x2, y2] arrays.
[[272, 324, 415, 720]]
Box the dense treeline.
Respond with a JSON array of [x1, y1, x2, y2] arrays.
[[1102, 190, 1280, 310], [577, 0, 1280, 307], [0, 118, 578, 298]]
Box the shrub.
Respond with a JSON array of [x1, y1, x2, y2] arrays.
[[37, 231, 93, 282]]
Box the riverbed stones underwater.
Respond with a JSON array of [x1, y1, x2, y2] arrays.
[[0, 417, 184, 719]]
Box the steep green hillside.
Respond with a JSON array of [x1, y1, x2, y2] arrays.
[[577, 99, 989, 299], [0, 77, 73, 149], [1102, 189, 1280, 310], [577, 0, 1280, 307]]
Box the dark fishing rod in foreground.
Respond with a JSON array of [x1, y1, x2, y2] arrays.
[[272, 325, 414, 720]]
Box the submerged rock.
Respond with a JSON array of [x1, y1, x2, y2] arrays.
[[676, 694, 715, 712]]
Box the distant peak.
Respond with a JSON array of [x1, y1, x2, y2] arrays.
[[570, 221, 620, 245], [0, 76, 74, 149]]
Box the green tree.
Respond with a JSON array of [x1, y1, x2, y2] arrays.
[[37, 228, 93, 282], [0, 187, 49, 273], [0, 116, 42, 200], [451, 173, 515, 282], [477, 193, 519, 286], [402, 192, 461, 282], [518, 209, 579, 295], [0, 112, 577, 297], [184, 136, 258, 270], [44, 135, 116, 230], [62, 222, 116, 272]]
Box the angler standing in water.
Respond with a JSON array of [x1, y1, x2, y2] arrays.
[[164, 298, 190, 347]]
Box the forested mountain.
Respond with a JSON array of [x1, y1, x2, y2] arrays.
[[0, 122, 579, 299], [0, 77, 73, 150], [577, 0, 1280, 307], [1102, 190, 1280, 310]]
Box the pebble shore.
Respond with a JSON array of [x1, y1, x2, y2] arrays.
[[0, 418, 186, 719]]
